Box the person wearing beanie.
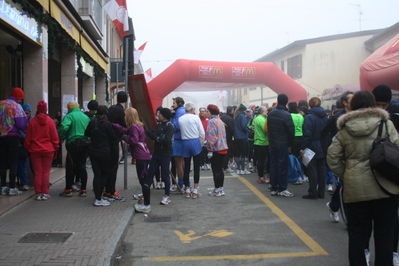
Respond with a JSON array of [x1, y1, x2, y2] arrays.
[[301, 97, 328, 200], [105, 92, 128, 201], [267, 94, 295, 198], [24, 100, 59, 200], [146, 106, 175, 206], [0, 88, 28, 196], [206, 104, 228, 196], [84, 100, 99, 119], [11, 87, 24, 102], [171, 96, 186, 191], [178, 102, 205, 199], [233, 103, 251, 175], [58, 100, 90, 197], [373, 84, 399, 132]]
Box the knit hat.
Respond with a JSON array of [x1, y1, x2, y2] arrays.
[[87, 100, 99, 111], [277, 94, 289, 105], [67, 101, 79, 110], [156, 106, 163, 113], [372, 84, 392, 102], [22, 103, 32, 112], [117, 91, 128, 103], [239, 103, 247, 111], [159, 108, 171, 120], [207, 104, 220, 115], [11, 87, 24, 100], [37, 100, 47, 114]]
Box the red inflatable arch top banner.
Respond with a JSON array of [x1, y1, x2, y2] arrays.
[[128, 59, 307, 128], [145, 59, 307, 111], [360, 34, 399, 92]]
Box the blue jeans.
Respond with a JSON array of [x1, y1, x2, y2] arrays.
[[269, 146, 289, 192], [325, 164, 339, 186]]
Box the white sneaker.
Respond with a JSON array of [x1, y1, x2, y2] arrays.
[[8, 188, 22, 196], [135, 203, 151, 213], [160, 196, 171, 205], [277, 190, 294, 197], [242, 169, 251, 175], [1, 186, 9, 195], [326, 202, 339, 223], [206, 164, 211, 170], [94, 198, 110, 207], [393, 252, 399, 266], [161, 182, 165, 189], [302, 175, 309, 182], [201, 165, 205, 170], [327, 184, 333, 192], [156, 182, 162, 189], [236, 170, 242, 175]]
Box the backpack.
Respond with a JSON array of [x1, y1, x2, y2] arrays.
[[287, 154, 303, 183], [370, 120, 399, 194]]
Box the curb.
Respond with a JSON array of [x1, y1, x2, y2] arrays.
[[97, 205, 135, 266]]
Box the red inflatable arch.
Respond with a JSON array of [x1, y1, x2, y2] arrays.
[[146, 59, 307, 111], [360, 34, 399, 92]]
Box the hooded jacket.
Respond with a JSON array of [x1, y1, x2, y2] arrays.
[[327, 108, 399, 203], [0, 97, 27, 138], [301, 106, 328, 158], [24, 113, 59, 154]]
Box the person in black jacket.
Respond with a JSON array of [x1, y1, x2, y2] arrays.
[[301, 97, 328, 200], [105, 91, 127, 201], [146, 108, 175, 205], [220, 106, 235, 172], [85, 105, 118, 206], [267, 94, 295, 197]]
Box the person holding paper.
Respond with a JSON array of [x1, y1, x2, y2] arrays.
[[301, 97, 328, 200]]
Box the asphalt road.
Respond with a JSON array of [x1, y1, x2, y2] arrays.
[[115, 171, 355, 266]]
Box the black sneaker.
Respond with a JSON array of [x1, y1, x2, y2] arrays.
[[59, 189, 73, 197]]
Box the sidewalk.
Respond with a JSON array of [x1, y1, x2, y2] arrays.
[[0, 161, 141, 266]]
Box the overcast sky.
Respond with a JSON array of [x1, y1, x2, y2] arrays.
[[128, 0, 399, 78]]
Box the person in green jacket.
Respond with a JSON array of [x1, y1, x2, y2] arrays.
[[253, 106, 270, 184], [58, 102, 90, 197]]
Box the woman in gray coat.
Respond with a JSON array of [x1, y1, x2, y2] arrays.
[[327, 90, 399, 266]]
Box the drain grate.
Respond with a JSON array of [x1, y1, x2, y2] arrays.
[[18, 233, 72, 243], [145, 216, 172, 223]]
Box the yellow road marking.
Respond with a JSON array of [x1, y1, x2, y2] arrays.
[[238, 176, 328, 256], [146, 175, 328, 261]]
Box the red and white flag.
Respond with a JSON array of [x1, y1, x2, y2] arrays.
[[103, 0, 129, 38], [144, 68, 153, 82], [134, 42, 147, 64]]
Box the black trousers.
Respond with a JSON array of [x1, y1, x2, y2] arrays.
[[65, 140, 88, 190], [0, 136, 20, 188], [105, 143, 119, 195], [347, 197, 399, 266]]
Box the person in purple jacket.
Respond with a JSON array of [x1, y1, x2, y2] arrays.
[[0, 87, 28, 196], [113, 107, 152, 213]]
